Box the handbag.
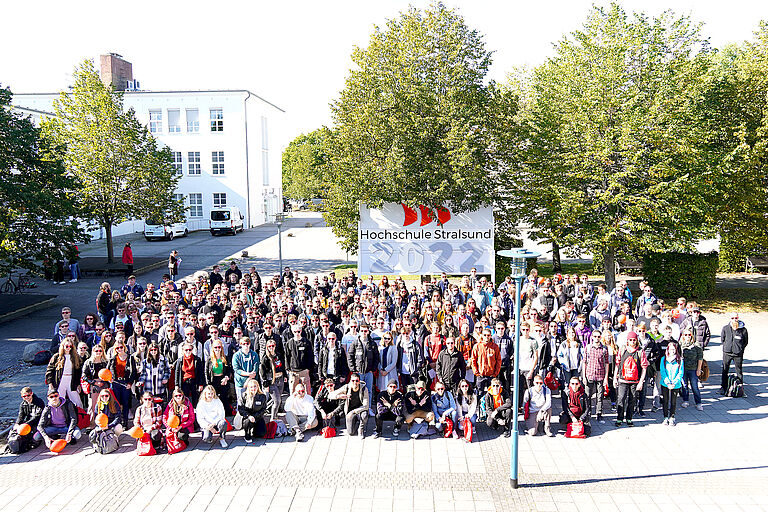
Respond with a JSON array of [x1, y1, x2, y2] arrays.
[[524, 400, 530, 420], [76, 406, 91, 430], [461, 417, 473, 443], [321, 426, 336, 438], [700, 360, 709, 382], [166, 431, 187, 454], [136, 433, 156, 456], [232, 413, 243, 430], [442, 418, 454, 438], [81, 377, 91, 395], [566, 421, 586, 439]]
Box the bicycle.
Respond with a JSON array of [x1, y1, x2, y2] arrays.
[[0, 272, 37, 294]]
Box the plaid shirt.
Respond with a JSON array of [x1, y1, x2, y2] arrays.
[[134, 403, 163, 431], [584, 343, 609, 381]]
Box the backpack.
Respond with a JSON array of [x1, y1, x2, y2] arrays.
[[727, 375, 744, 397], [274, 419, 289, 437], [76, 406, 91, 430], [7, 429, 33, 454], [32, 350, 52, 366], [620, 350, 640, 381], [90, 428, 120, 454], [264, 421, 278, 439]]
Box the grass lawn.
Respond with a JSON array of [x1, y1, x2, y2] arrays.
[[534, 262, 599, 279], [699, 288, 768, 313]]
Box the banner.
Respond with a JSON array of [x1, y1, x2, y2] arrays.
[[358, 203, 494, 275]]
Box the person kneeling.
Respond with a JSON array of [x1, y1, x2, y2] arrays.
[[134, 391, 164, 451], [196, 385, 229, 448], [314, 378, 344, 430], [375, 379, 405, 438], [238, 379, 268, 442], [431, 381, 458, 439], [284, 384, 318, 442], [483, 378, 514, 437], [404, 381, 435, 439], [523, 376, 554, 437], [328, 372, 370, 438], [563, 377, 590, 437]]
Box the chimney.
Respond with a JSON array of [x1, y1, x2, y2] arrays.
[[100, 53, 133, 91]]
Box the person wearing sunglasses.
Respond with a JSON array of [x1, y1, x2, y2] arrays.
[[8, 387, 45, 453], [284, 383, 317, 442], [164, 389, 195, 446], [36, 388, 82, 449], [483, 378, 514, 438], [376, 333, 399, 394], [174, 342, 204, 404], [46, 336, 84, 408], [205, 340, 233, 415], [374, 379, 404, 439], [138, 342, 171, 403], [328, 372, 370, 438], [134, 391, 164, 450], [107, 339, 138, 425], [404, 380, 434, 439]]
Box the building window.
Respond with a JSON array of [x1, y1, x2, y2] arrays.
[[171, 151, 183, 175], [188, 193, 203, 217], [210, 108, 223, 132], [262, 151, 269, 186], [168, 109, 181, 133], [186, 109, 199, 133], [188, 151, 201, 175], [212, 151, 225, 175], [149, 110, 162, 133], [213, 193, 227, 208], [172, 193, 184, 203]]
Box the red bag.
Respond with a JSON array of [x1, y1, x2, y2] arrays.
[[76, 406, 90, 430], [544, 371, 558, 391], [620, 351, 640, 381], [136, 433, 156, 456], [264, 421, 277, 439], [524, 401, 530, 420], [166, 431, 187, 454], [225, 419, 234, 432], [321, 426, 336, 438], [566, 421, 586, 439], [461, 417, 473, 443], [442, 418, 454, 438], [80, 377, 91, 395]]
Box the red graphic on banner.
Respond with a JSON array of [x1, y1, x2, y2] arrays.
[[400, 203, 452, 226]]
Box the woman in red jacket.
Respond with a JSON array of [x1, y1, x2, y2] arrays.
[[163, 389, 195, 445], [122, 242, 133, 278]]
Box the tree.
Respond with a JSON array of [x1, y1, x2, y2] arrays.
[[43, 60, 183, 262], [695, 24, 768, 271], [502, 4, 714, 288], [282, 127, 332, 201], [0, 86, 90, 275], [325, 2, 504, 252]]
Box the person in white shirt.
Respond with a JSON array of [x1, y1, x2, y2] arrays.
[[284, 383, 317, 441], [195, 385, 228, 448]]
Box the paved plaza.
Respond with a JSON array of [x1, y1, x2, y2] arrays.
[[0, 214, 767, 511]]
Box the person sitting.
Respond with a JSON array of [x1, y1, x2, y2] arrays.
[[314, 378, 344, 430], [163, 389, 196, 445], [404, 380, 435, 439], [134, 391, 164, 451], [284, 383, 317, 442], [35, 389, 82, 449], [431, 381, 458, 438], [328, 372, 370, 437], [196, 385, 229, 448], [455, 379, 478, 438], [374, 379, 405, 439], [8, 387, 45, 453], [562, 376, 589, 436], [237, 378, 268, 442], [483, 378, 513, 437], [91, 388, 124, 439]]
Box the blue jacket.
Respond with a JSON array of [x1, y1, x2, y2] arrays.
[[232, 349, 260, 389], [659, 356, 684, 389], [431, 390, 457, 419]]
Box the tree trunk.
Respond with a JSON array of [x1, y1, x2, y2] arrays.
[[105, 222, 114, 263], [603, 247, 616, 290], [552, 240, 562, 273]]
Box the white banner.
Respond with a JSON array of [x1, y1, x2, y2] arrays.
[[358, 203, 494, 275]]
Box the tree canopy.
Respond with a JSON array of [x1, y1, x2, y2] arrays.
[[43, 60, 183, 262], [282, 127, 332, 201], [0, 86, 89, 275]]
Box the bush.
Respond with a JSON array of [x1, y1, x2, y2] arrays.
[[642, 252, 719, 299]]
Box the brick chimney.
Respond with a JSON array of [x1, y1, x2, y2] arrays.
[[99, 53, 133, 91]]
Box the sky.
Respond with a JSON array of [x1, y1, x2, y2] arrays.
[[2, 0, 766, 151]]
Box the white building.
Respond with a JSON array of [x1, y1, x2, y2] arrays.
[[12, 55, 284, 238]]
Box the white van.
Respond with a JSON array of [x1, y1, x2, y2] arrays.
[[210, 206, 245, 235], [144, 219, 189, 241]]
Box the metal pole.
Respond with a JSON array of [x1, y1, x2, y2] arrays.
[[511, 276, 522, 489], [277, 222, 283, 277]]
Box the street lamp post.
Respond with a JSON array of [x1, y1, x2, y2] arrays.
[[497, 248, 540, 489], [275, 212, 286, 276]]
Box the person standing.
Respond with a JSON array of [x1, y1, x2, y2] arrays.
[[660, 343, 684, 426], [614, 332, 648, 427], [680, 330, 704, 411], [122, 242, 133, 279], [720, 313, 748, 395], [168, 250, 180, 282]]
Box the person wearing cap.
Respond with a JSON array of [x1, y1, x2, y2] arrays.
[[680, 303, 710, 348], [374, 379, 405, 438], [121, 275, 144, 299], [35, 388, 82, 449], [614, 331, 649, 427], [720, 313, 748, 394], [404, 380, 435, 438]]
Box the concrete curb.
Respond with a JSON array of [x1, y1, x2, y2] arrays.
[[0, 296, 57, 325]]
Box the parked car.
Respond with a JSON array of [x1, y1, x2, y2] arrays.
[[210, 206, 244, 236], [310, 198, 325, 211], [144, 219, 188, 241]]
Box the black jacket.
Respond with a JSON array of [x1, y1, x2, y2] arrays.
[[435, 348, 466, 387], [285, 335, 314, 372], [107, 355, 139, 384], [314, 385, 343, 416], [404, 390, 432, 414], [16, 395, 45, 428], [347, 336, 380, 374], [205, 357, 233, 385], [319, 344, 348, 380], [721, 324, 748, 355], [45, 355, 82, 391], [237, 392, 268, 419], [259, 352, 285, 387], [174, 355, 204, 389]]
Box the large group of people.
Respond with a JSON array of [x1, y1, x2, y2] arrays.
[[6, 262, 749, 455]]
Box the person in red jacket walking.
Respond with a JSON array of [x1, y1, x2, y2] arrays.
[[122, 242, 134, 278]]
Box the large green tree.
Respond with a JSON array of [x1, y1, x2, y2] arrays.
[[325, 2, 505, 252], [0, 86, 89, 275], [282, 127, 332, 201], [44, 60, 183, 262], [502, 4, 714, 288]]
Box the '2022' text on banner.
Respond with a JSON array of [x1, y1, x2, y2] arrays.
[[358, 203, 494, 275]]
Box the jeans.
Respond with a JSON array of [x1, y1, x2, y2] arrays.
[[201, 419, 228, 442], [361, 372, 375, 414], [721, 353, 744, 391], [243, 416, 267, 439], [285, 411, 318, 432], [345, 409, 369, 436], [617, 382, 638, 421], [69, 262, 80, 280], [681, 369, 701, 404], [486, 407, 513, 431], [34, 426, 81, 443], [112, 382, 132, 425], [662, 387, 679, 418], [585, 379, 605, 416], [267, 378, 284, 421]]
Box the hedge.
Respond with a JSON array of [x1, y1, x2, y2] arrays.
[[642, 252, 719, 299]]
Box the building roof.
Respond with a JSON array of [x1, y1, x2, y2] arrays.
[[14, 89, 285, 113], [10, 104, 56, 116]]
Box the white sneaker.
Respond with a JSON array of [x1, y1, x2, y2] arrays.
[[696, 404, 703, 411], [69, 279, 78, 283], [681, 401, 689, 408], [219, 438, 228, 448]]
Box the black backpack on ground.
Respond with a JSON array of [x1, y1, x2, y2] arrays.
[[727, 374, 744, 398]]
